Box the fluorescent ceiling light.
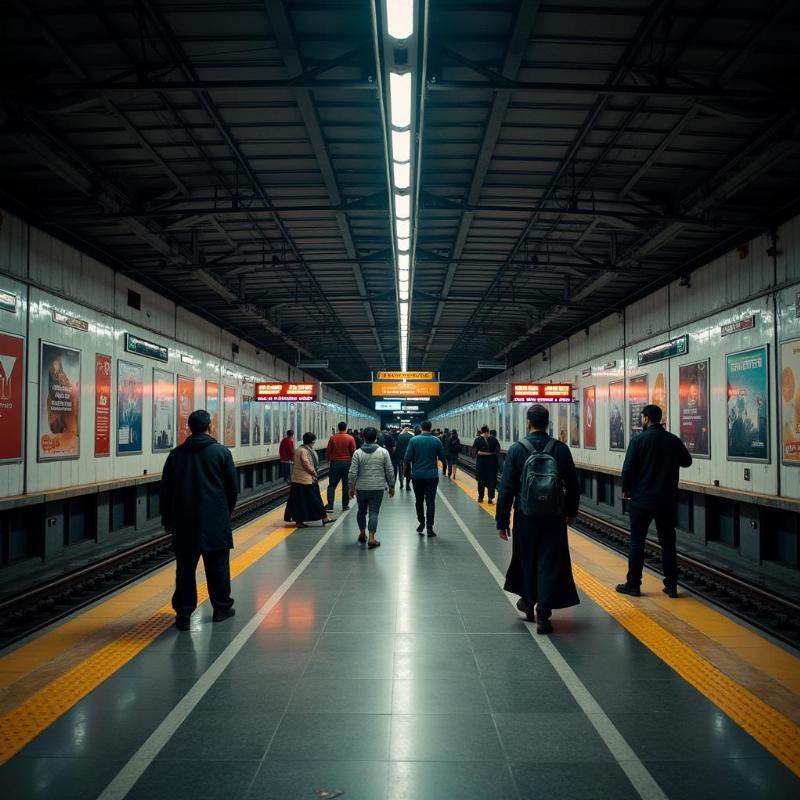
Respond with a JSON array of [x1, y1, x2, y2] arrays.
[[391, 129, 411, 162], [397, 236, 410, 251], [389, 72, 412, 128], [393, 160, 410, 189], [386, 0, 414, 39], [398, 253, 410, 270], [394, 192, 410, 219], [399, 287, 409, 300], [395, 218, 410, 238]]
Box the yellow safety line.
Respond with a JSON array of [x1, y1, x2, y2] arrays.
[[448, 471, 800, 777], [0, 481, 339, 766]]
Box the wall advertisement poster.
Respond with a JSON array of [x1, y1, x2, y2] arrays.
[[609, 380, 625, 451], [678, 360, 710, 457], [38, 341, 80, 461], [556, 403, 568, 443], [0, 332, 24, 462], [94, 353, 111, 457], [780, 339, 800, 464], [726, 346, 769, 462], [628, 374, 649, 438], [206, 381, 219, 440], [252, 399, 262, 445], [223, 385, 236, 447], [652, 370, 668, 428], [153, 369, 175, 452], [241, 394, 251, 446], [117, 360, 144, 454], [177, 376, 194, 445], [264, 404, 273, 445], [583, 385, 596, 449], [570, 396, 580, 447]]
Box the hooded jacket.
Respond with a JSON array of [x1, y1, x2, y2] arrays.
[[160, 432, 239, 552], [348, 443, 395, 491]]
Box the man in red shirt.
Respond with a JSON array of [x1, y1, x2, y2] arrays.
[[278, 429, 295, 482], [326, 421, 356, 511]]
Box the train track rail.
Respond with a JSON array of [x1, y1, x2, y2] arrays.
[[457, 455, 800, 650], [0, 472, 325, 650]]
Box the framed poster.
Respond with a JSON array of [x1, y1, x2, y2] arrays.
[[583, 386, 596, 449], [727, 345, 769, 462], [153, 368, 175, 452], [38, 340, 80, 461], [609, 380, 625, 451], [117, 359, 144, 455], [570, 396, 580, 447], [0, 332, 25, 462], [94, 353, 111, 457], [252, 400, 262, 445], [628, 374, 649, 438], [177, 376, 194, 445], [241, 393, 251, 446], [264, 403, 273, 444], [781, 339, 800, 464], [556, 403, 568, 443], [652, 370, 669, 428], [206, 381, 219, 440], [679, 361, 710, 458], [223, 384, 236, 447]]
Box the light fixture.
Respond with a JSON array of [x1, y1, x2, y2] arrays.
[[397, 235, 410, 251], [386, 0, 414, 39], [389, 72, 412, 128], [394, 192, 410, 219], [393, 160, 410, 189], [395, 218, 410, 238], [391, 129, 411, 162], [398, 253, 410, 270]]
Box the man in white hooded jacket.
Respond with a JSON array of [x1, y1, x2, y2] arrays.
[[348, 426, 395, 548]]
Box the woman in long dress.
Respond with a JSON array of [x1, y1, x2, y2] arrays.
[[284, 432, 335, 528]]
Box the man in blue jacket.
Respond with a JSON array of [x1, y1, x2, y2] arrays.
[[403, 419, 446, 536]]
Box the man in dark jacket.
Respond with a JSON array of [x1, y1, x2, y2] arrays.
[[496, 404, 580, 634], [617, 404, 692, 599], [394, 426, 414, 490], [161, 409, 239, 630]]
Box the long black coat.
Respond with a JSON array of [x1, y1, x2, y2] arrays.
[[161, 433, 239, 553], [496, 431, 580, 611]]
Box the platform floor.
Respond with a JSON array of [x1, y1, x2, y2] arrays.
[[1, 475, 799, 800]]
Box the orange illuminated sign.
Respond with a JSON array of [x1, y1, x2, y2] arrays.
[[377, 371, 435, 381], [510, 383, 573, 403], [372, 381, 440, 397], [254, 382, 316, 402]]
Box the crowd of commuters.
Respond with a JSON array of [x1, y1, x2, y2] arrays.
[[162, 403, 691, 636]]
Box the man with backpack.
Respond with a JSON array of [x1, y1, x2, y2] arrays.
[[495, 404, 580, 634]]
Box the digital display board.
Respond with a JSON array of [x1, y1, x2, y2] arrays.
[[372, 381, 440, 397], [509, 383, 573, 403], [254, 382, 316, 402], [375, 400, 402, 410]]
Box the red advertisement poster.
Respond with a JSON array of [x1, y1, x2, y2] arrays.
[[0, 332, 24, 462], [177, 376, 194, 445], [223, 384, 236, 447], [94, 353, 111, 457], [206, 381, 219, 440], [583, 385, 596, 449]]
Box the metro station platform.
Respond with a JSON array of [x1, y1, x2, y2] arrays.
[[1, 475, 799, 800]]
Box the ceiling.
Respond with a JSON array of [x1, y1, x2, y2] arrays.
[[1, 0, 799, 409]]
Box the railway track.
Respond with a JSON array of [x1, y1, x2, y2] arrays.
[[457, 455, 800, 650], [0, 472, 325, 650]]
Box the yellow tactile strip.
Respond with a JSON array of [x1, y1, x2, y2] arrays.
[[449, 472, 800, 778]]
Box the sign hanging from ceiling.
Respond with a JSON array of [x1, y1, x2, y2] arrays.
[[375, 400, 402, 411], [637, 334, 688, 366], [372, 381, 440, 397], [376, 371, 435, 381], [254, 382, 316, 402], [509, 383, 574, 403]]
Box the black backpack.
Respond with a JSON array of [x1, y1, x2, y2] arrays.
[[518, 437, 565, 517]]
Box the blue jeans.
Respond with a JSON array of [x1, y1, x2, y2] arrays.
[[356, 489, 384, 533], [327, 461, 351, 509]]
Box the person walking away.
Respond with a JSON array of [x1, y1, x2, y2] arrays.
[[496, 404, 580, 635], [326, 422, 356, 512], [446, 429, 461, 478], [285, 432, 335, 528], [279, 429, 295, 482], [439, 429, 451, 476], [404, 420, 446, 537], [617, 404, 692, 598], [161, 410, 238, 631], [473, 425, 500, 503], [348, 426, 396, 548], [395, 426, 413, 490], [353, 429, 364, 449]]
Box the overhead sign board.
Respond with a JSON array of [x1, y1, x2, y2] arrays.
[[375, 400, 402, 411], [373, 381, 440, 397], [720, 315, 756, 337], [125, 332, 169, 363], [0, 289, 18, 313], [377, 371, 435, 381], [509, 383, 573, 403], [254, 382, 316, 402], [637, 334, 688, 366]]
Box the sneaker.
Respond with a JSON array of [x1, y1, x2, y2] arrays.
[[477, 496, 484, 503], [212, 607, 236, 623], [615, 583, 641, 597], [663, 586, 679, 599], [416, 522, 425, 534], [487, 499, 494, 505], [426, 529, 437, 538], [175, 614, 190, 631], [536, 619, 553, 635]]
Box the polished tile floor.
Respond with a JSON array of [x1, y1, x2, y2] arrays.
[[2, 480, 798, 800]]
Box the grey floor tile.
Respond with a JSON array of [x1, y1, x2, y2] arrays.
[[248, 759, 389, 800], [392, 632, 474, 655], [393, 650, 480, 679], [563, 651, 681, 682], [581, 677, 711, 714], [198, 678, 297, 715], [472, 648, 554, 679], [392, 676, 491, 714], [0, 757, 127, 800], [128, 759, 260, 800], [389, 714, 504, 762], [482, 676, 580, 714], [512, 761, 640, 800], [288, 677, 393, 714], [304, 647, 395, 679], [314, 631, 395, 654], [267, 713, 391, 761], [395, 613, 466, 634], [388, 760, 519, 800], [325, 613, 396, 633]]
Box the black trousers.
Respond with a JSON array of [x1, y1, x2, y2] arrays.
[[626, 506, 678, 589], [412, 476, 438, 529], [172, 549, 234, 615], [476, 461, 498, 501]]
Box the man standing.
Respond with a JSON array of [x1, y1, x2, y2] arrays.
[[394, 425, 413, 490], [279, 429, 295, 482], [617, 404, 692, 598], [161, 410, 239, 631], [326, 421, 356, 512], [496, 404, 580, 634], [473, 425, 500, 504], [404, 420, 446, 537]]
